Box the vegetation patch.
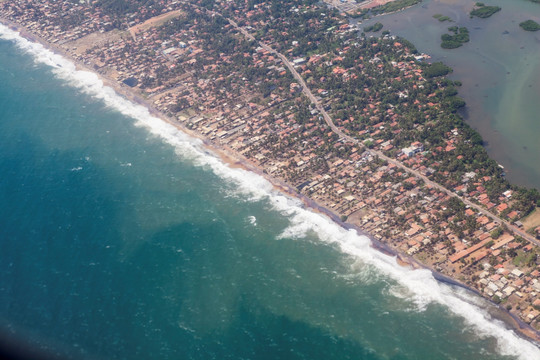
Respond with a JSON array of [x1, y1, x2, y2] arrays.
[[371, 0, 422, 16], [423, 61, 453, 78], [470, 3, 501, 18], [94, 0, 166, 16], [512, 250, 538, 267], [519, 19, 540, 31], [433, 13, 452, 22], [364, 22, 383, 32], [441, 26, 469, 49]]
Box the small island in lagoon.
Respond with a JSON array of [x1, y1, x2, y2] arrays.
[[364, 22, 383, 32], [520, 19, 540, 31], [433, 13, 453, 22], [441, 26, 469, 49], [470, 3, 501, 18]]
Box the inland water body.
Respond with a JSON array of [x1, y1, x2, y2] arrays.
[[1, 24, 540, 360], [358, 0, 540, 189]]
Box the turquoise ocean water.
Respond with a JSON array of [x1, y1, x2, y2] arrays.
[[0, 25, 539, 360]]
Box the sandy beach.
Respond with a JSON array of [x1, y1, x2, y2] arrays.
[[1, 16, 539, 346]]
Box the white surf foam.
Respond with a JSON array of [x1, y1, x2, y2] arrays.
[[271, 198, 540, 359], [247, 215, 257, 226], [2, 22, 538, 359]]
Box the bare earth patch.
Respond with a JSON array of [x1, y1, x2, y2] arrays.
[[129, 9, 184, 40], [360, 0, 399, 9], [322, 0, 402, 14], [521, 207, 540, 231], [321, 0, 366, 14], [66, 29, 128, 56], [347, 207, 371, 224]]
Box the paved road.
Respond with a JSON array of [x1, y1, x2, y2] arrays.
[[215, 7, 540, 248]]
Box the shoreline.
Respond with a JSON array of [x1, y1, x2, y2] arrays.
[[1, 17, 540, 347]]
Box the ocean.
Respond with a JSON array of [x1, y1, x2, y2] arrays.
[[0, 24, 539, 360]]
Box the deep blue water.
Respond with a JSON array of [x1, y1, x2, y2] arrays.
[[0, 29, 538, 360]]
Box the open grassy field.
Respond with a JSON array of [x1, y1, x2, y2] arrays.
[[521, 207, 540, 231], [129, 9, 184, 39]]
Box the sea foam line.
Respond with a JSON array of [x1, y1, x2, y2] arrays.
[[1, 23, 539, 359]]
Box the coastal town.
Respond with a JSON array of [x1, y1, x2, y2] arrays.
[[2, 0, 540, 337]]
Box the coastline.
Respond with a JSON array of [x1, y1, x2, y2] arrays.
[[1, 17, 540, 347]]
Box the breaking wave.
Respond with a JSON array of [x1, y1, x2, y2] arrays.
[[1, 22, 539, 359]]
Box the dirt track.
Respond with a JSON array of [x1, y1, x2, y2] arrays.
[[129, 9, 184, 40]]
